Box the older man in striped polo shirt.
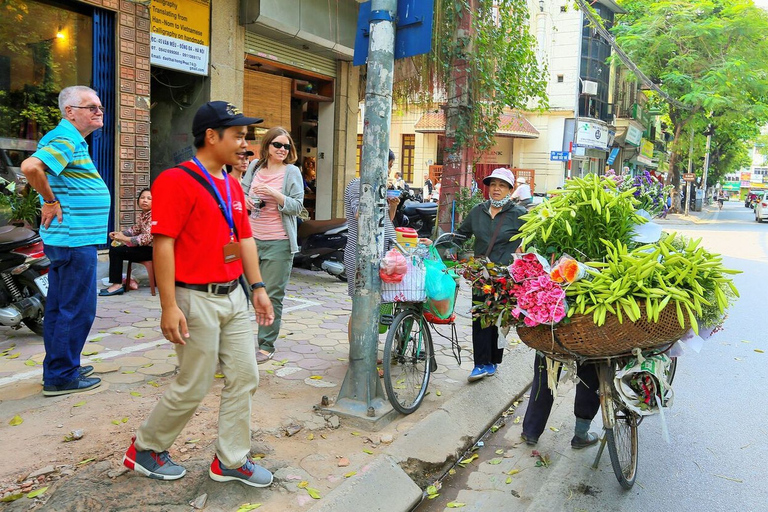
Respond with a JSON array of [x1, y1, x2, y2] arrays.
[[21, 85, 111, 396]]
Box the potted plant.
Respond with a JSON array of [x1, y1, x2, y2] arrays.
[[0, 178, 41, 229]]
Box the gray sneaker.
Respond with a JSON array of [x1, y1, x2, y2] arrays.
[[209, 455, 273, 488], [123, 437, 186, 480]]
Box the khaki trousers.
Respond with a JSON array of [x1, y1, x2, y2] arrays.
[[135, 286, 258, 469]]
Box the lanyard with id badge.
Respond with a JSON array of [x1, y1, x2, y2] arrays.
[[192, 157, 241, 263]]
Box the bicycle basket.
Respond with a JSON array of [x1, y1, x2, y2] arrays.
[[516, 304, 689, 358], [381, 255, 426, 303]]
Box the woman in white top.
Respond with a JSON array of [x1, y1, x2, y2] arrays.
[[241, 127, 304, 362], [511, 177, 532, 206]]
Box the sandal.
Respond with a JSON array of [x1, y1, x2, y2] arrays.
[[256, 350, 274, 363]]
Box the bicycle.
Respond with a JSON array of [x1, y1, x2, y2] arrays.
[[379, 233, 466, 415], [518, 314, 683, 490], [589, 350, 677, 489]]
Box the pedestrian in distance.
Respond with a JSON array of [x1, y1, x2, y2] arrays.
[[123, 101, 275, 487], [226, 149, 253, 182], [521, 353, 601, 449], [511, 176, 533, 207], [99, 188, 153, 296], [21, 85, 110, 396], [240, 127, 304, 362], [455, 168, 526, 382]]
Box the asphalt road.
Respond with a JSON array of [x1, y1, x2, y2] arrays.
[[417, 201, 768, 512]]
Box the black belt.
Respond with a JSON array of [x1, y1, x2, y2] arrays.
[[175, 280, 239, 295]]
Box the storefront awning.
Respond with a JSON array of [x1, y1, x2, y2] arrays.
[[414, 110, 539, 138]]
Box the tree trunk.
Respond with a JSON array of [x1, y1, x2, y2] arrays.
[[438, 0, 475, 234]]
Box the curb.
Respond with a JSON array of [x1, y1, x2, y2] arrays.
[[309, 343, 535, 512]]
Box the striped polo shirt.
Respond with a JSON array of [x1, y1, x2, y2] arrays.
[[32, 119, 110, 247]]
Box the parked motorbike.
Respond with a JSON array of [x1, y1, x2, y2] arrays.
[[395, 189, 438, 238], [294, 218, 347, 280], [0, 224, 48, 335]]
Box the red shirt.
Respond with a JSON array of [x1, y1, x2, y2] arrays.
[[151, 163, 253, 284]]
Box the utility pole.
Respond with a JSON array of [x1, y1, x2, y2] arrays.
[[685, 126, 693, 216], [438, 0, 476, 233], [701, 123, 714, 204], [331, 0, 397, 427]]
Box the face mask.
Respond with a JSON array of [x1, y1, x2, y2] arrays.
[[490, 195, 510, 208]]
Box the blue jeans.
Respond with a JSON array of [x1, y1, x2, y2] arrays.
[[43, 245, 98, 386]]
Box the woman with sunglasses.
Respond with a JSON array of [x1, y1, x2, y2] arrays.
[[241, 127, 304, 362]]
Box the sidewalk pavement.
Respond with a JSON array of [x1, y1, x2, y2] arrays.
[[0, 261, 534, 511]]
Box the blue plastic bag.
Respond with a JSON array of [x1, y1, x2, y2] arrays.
[[424, 246, 456, 302]]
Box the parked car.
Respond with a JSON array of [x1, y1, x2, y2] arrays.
[[755, 192, 768, 222], [0, 137, 36, 189]]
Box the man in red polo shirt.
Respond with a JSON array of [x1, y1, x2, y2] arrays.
[[123, 101, 275, 488]]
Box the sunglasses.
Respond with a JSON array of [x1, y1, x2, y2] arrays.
[[270, 142, 291, 151]]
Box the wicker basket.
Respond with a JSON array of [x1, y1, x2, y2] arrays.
[[516, 304, 689, 358]]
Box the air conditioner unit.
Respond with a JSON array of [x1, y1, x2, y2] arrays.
[[582, 80, 598, 96]]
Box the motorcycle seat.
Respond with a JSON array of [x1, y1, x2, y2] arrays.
[[298, 218, 348, 239], [403, 201, 437, 216], [0, 225, 37, 246]]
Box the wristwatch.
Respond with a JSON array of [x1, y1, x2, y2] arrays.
[[250, 281, 266, 292]]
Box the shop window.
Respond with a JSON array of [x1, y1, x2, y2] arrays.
[[401, 134, 415, 182], [0, 0, 93, 140], [356, 134, 363, 177]]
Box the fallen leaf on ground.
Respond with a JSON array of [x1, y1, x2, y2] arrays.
[[363, 449, 373, 454], [306, 487, 321, 499], [310, 375, 323, 380], [351, 432, 360, 436], [343, 471, 356, 478], [73, 401, 86, 407], [122, 417, 129, 423], [26, 487, 48, 499], [307, 433, 314, 441], [714, 474, 743, 483], [549, 427, 559, 432], [0, 492, 23, 502], [447, 502, 466, 508], [141, 363, 153, 368], [9, 415, 23, 426], [134, 333, 145, 339], [236, 504, 262, 512], [130, 392, 142, 397], [266, 370, 274, 374], [122, 370, 136, 374], [214, 373, 225, 378], [90, 337, 102, 343], [507, 469, 520, 476], [78, 458, 95, 465], [506, 476, 512, 484], [436, 390, 442, 396], [755, 349, 765, 354], [147, 381, 159, 387], [24, 360, 36, 366], [513, 417, 521, 424], [297, 481, 309, 489], [488, 458, 502, 465], [7, 353, 20, 359], [495, 449, 504, 455], [459, 453, 479, 466], [82, 351, 98, 356]]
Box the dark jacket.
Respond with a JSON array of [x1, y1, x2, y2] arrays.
[[456, 200, 526, 265]]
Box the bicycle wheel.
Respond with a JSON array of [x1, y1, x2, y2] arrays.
[[666, 356, 678, 386], [383, 309, 433, 414], [599, 362, 639, 489]]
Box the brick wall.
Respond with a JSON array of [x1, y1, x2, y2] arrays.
[[81, 0, 151, 229]]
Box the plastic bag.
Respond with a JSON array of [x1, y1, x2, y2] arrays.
[[424, 246, 456, 302], [379, 248, 408, 284]]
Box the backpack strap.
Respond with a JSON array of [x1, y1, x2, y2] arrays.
[[177, 162, 240, 240]]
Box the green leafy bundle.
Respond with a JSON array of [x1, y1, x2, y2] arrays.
[[515, 174, 645, 262], [568, 232, 740, 334]]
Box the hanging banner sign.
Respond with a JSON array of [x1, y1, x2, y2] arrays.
[[574, 120, 610, 151], [606, 147, 620, 165], [150, 0, 210, 76], [637, 139, 654, 165], [625, 124, 644, 146]]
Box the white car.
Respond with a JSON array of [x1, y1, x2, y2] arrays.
[[756, 193, 768, 222]]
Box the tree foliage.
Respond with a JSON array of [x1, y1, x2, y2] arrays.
[[614, 0, 768, 185], [392, 0, 548, 154]]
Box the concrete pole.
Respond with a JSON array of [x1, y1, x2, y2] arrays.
[[332, 0, 397, 426], [701, 127, 712, 202], [684, 126, 693, 215]]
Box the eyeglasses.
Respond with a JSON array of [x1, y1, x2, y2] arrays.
[[270, 141, 291, 151], [69, 105, 105, 114]]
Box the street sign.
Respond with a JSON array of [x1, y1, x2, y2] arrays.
[[683, 173, 696, 182], [550, 151, 570, 162], [353, 0, 435, 66], [606, 147, 620, 165]]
